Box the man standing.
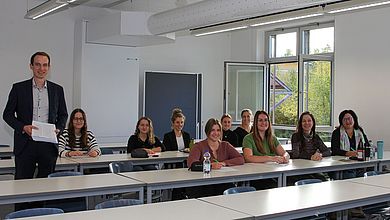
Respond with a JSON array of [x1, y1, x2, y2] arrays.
[[3, 51, 68, 181]]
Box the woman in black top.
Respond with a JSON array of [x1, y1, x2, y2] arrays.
[[163, 108, 190, 151], [221, 114, 238, 147], [331, 110, 369, 157], [331, 110, 369, 179], [127, 117, 165, 170], [234, 109, 252, 147]]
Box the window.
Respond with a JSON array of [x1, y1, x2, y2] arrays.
[[269, 32, 297, 58], [224, 62, 266, 123], [266, 23, 334, 139]]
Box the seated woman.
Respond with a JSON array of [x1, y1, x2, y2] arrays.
[[127, 117, 165, 171], [331, 110, 369, 179], [242, 110, 289, 190], [289, 112, 331, 183], [163, 108, 190, 151], [234, 109, 252, 147], [58, 108, 100, 158], [186, 118, 244, 198], [291, 112, 331, 160], [221, 114, 238, 147], [242, 110, 289, 163]]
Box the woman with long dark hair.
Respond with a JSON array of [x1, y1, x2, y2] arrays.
[[58, 108, 100, 157], [242, 110, 288, 163], [291, 112, 330, 160], [331, 110, 369, 157]]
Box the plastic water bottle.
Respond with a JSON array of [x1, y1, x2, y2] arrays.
[[203, 151, 211, 174], [369, 140, 376, 159]]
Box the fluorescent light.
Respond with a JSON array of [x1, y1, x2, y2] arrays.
[[250, 13, 323, 27], [194, 26, 248, 37], [327, 1, 390, 14], [25, 0, 70, 20]]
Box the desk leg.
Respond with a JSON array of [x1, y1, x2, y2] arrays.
[[79, 165, 84, 174], [279, 174, 284, 187], [147, 188, 152, 204], [138, 187, 144, 204]]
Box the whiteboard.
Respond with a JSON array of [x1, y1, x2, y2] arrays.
[[81, 44, 139, 144]]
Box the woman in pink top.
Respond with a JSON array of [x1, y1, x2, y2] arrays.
[[187, 118, 244, 168], [185, 118, 244, 198]]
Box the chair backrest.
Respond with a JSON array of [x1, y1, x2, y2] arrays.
[[101, 148, 114, 155], [48, 171, 83, 178], [5, 208, 64, 219], [223, 186, 256, 195], [109, 161, 134, 173], [295, 179, 322, 186], [364, 171, 379, 177], [95, 199, 142, 210]]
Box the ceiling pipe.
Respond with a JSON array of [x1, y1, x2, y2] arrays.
[[147, 0, 344, 35]]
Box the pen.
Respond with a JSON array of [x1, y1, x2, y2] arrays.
[[213, 159, 219, 163]]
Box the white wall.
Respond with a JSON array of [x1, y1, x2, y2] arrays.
[[0, 0, 74, 145], [334, 7, 390, 147], [138, 34, 232, 138]]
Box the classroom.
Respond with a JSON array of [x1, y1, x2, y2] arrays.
[[0, 0, 390, 219]]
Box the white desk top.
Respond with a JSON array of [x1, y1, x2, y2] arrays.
[[0, 158, 79, 174], [14, 199, 252, 220], [67, 151, 188, 165], [120, 163, 281, 186], [200, 179, 390, 219], [262, 156, 378, 173], [0, 146, 13, 153], [0, 173, 144, 205], [350, 173, 390, 188]]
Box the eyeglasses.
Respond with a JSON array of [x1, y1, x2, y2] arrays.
[[258, 118, 269, 123], [73, 117, 84, 122], [342, 117, 353, 122]]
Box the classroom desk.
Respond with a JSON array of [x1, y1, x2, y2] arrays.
[[349, 172, 390, 189], [199, 179, 390, 220], [120, 163, 283, 203], [99, 143, 127, 154], [0, 158, 79, 175], [0, 173, 145, 205], [0, 145, 13, 158], [13, 199, 253, 220], [262, 156, 379, 186], [67, 151, 188, 173], [0, 159, 15, 174], [377, 151, 390, 172]]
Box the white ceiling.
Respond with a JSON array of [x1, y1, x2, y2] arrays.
[[75, 0, 205, 13]]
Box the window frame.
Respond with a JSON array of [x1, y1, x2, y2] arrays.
[[265, 22, 335, 134], [224, 61, 267, 125]]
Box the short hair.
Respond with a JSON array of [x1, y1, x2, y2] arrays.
[[204, 118, 222, 137], [30, 52, 50, 66]]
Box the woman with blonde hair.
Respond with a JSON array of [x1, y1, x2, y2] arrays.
[[163, 108, 191, 151], [127, 117, 165, 170]]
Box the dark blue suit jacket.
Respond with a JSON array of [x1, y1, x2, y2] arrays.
[[3, 78, 68, 155]]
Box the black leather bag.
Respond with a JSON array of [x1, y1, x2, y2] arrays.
[[131, 148, 148, 158], [189, 161, 203, 172]]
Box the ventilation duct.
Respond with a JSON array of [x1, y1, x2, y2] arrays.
[[147, 0, 344, 35], [86, 11, 175, 47]]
